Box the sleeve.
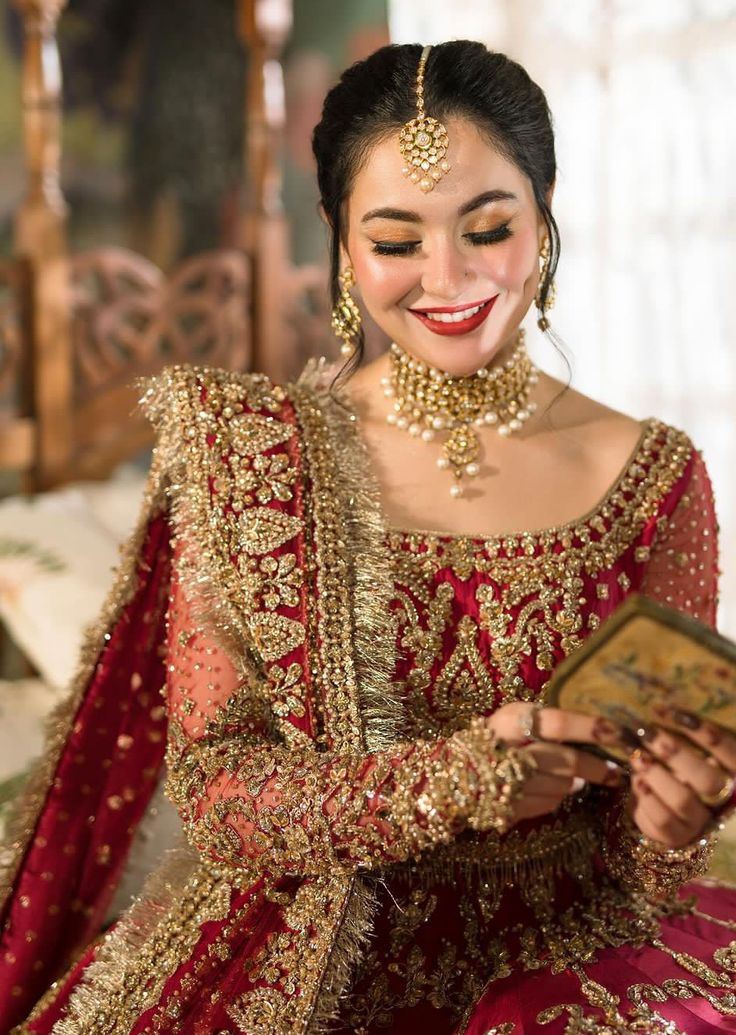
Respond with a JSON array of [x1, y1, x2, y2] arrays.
[[639, 449, 720, 627], [163, 571, 536, 880], [603, 447, 721, 894]]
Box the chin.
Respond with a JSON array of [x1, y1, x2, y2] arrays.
[[411, 336, 506, 377]]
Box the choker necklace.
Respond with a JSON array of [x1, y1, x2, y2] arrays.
[[381, 332, 538, 498]]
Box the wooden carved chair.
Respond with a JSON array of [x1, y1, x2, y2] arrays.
[[1, 0, 335, 494]]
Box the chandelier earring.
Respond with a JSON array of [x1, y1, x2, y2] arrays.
[[535, 236, 556, 332], [331, 266, 362, 358]]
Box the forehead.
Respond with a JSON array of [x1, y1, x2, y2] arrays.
[[348, 117, 533, 220]]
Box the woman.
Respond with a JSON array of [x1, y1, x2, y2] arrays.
[[2, 40, 736, 1035]]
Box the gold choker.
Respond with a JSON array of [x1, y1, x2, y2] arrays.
[[382, 333, 538, 498]]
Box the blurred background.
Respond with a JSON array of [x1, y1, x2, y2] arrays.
[[0, 0, 734, 874]]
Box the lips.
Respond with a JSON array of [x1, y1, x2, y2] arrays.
[[409, 295, 498, 336]]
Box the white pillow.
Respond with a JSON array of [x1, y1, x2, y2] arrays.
[[0, 677, 57, 783], [0, 467, 147, 688]]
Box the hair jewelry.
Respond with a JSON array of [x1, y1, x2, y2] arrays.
[[382, 332, 538, 498], [399, 45, 451, 193]]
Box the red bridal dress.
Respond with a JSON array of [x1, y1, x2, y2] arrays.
[[1, 366, 735, 1035]]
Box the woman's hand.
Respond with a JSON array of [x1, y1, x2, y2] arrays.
[[623, 707, 736, 849], [487, 701, 626, 824]]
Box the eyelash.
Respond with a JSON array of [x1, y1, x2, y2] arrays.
[[370, 224, 513, 256]]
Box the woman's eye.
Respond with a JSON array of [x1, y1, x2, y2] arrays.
[[370, 223, 512, 257], [371, 241, 420, 256], [464, 224, 513, 245]]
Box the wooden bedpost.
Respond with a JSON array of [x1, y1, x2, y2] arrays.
[[238, 0, 296, 381], [12, 0, 72, 490]]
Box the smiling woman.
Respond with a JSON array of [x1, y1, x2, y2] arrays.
[[349, 155, 538, 375], [3, 40, 736, 1035]]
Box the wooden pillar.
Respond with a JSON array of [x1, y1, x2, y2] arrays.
[[13, 0, 72, 489], [237, 0, 293, 379]]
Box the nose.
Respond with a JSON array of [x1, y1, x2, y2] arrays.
[[419, 238, 472, 302]]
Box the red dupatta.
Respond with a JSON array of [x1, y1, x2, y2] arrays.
[[0, 363, 402, 1035]]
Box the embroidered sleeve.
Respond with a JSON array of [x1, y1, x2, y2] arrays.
[[602, 796, 715, 896], [640, 449, 720, 626], [604, 448, 721, 894], [164, 574, 535, 879]]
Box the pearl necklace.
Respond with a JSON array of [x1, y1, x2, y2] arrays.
[[381, 332, 538, 498]]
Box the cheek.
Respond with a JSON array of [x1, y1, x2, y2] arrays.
[[480, 231, 538, 292], [352, 252, 416, 308]]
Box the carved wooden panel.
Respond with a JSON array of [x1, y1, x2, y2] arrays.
[[69, 247, 252, 402]]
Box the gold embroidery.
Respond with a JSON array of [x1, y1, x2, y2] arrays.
[[239, 506, 303, 555], [9, 364, 720, 1035], [603, 802, 714, 895], [228, 411, 296, 455], [249, 611, 306, 661], [50, 847, 236, 1035]]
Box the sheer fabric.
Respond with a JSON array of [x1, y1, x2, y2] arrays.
[[164, 568, 525, 878]]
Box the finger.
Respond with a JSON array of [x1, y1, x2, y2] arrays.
[[527, 741, 624, 789], [490, 703, 625, 749], [654, 706, 736, 775], [534, 707, 625, 750], [524, 770, 577, 799], [634, 724, 732, 805], [630, 750, 710, 830], [630, 775, 701, 848]]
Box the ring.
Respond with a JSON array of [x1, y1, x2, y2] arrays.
[[519, 702, 543, 741], [700, 774, 736, 810]]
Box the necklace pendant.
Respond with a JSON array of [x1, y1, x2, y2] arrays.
[[444, 425, 481, 470]]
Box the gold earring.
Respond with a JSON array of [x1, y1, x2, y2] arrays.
[[331, 266, 361, 358], [535, 236, 556, 331]]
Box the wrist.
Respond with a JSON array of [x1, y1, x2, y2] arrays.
[[450, 716, 537, 835], [604, 795, 717, 895]]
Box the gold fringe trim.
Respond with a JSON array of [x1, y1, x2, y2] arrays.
[[0, 416, 174, 913], [294, 363, 404, 753], [49, 843, 232, 1035], [304, 874, 378, 1035], [286, 365, 406, 1031], [379, 813, 598, 890], [138, 368, 256, 674]]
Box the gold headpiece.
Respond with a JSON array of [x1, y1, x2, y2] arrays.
[[398, 45, 451, 193]]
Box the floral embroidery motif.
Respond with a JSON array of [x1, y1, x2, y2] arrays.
[[19, 368, 728, 1035]]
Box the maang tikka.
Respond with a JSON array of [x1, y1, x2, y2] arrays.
[[399, 45, 451, 193]]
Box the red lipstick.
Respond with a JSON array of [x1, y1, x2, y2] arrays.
[[409, 295, 498, 337]]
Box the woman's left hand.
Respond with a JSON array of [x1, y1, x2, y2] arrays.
[[625, 706, 736, 848]]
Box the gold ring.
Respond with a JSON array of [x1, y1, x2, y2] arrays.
[[700, 775, 736, 810], [519, 702, 542, 741]]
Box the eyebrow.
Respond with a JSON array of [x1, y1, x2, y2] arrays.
[[360, 189, 518, 224]]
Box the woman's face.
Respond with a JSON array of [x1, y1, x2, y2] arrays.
[[345, 117, 550, 377]]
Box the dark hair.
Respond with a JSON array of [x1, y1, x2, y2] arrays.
[[312, 40, 560, 373]]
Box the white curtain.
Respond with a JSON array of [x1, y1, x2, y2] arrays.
[[390, 0, 736, 634]]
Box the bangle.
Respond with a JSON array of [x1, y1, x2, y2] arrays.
[[604, 799, 716, 895]]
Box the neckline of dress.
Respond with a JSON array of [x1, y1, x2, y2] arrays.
[[382, 417, 658, 547]]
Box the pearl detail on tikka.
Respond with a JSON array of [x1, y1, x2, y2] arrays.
[[383, 331, 538, 498]]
